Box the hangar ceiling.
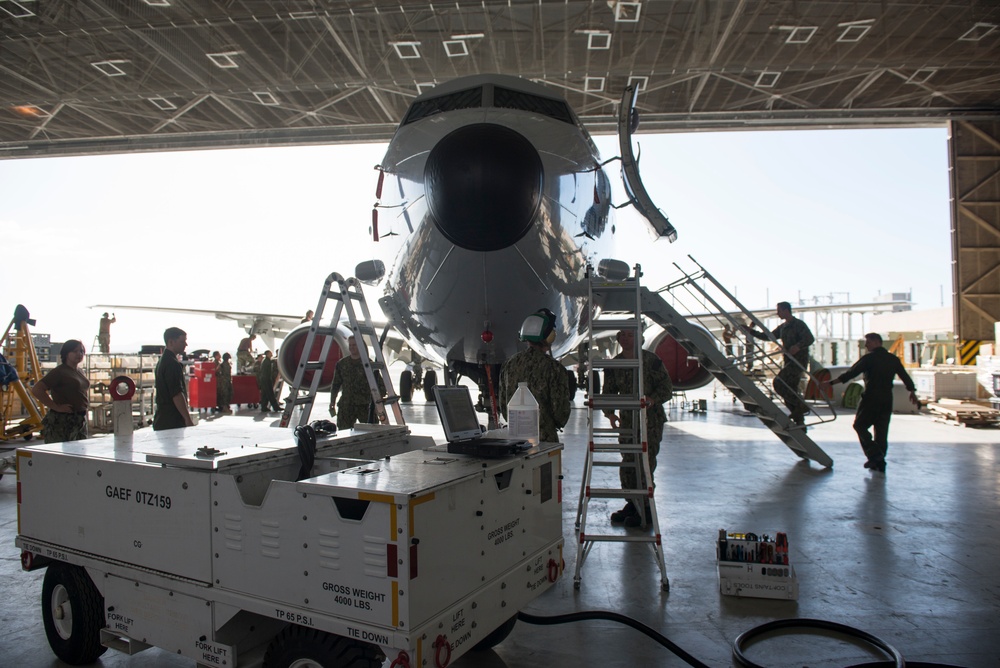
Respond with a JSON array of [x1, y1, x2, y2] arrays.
[[1, 0, 999, 159]]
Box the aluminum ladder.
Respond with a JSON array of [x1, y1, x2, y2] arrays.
[[280, 273, 403, 429], [574, 265, 669, 592], [643, 257, 834, 467]]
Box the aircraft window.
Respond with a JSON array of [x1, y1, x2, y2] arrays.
[[402, 87, 483, 125], [493, 86, 574, 124]]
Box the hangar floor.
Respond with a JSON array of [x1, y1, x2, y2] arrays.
[[1, 391, 998, 667]]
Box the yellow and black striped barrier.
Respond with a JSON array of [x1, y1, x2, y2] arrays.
[[959, 340, 980, 365]]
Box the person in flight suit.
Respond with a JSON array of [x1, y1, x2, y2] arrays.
[[829, 332, 918, 473], [603, 328, 673, 527], [742, 301, 814, 425], [328, 336, 386, 430], [499, 308, 571, 444]]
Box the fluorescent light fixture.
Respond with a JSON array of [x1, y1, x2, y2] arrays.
[[141, 0, 171, 6], [444, 40, 469, 57], [416, 82, 436, 94], [254, 91, 279, 105], [837, 19, 874, 42], [584, 76, 606, 93], [613, 2, 641, 23], [958, 22, 997, 42], [588, 32, 612, 50], [289, 11, 319, 20], [207, 52, 240, 68], [755, 71, 781, 88], [147, 96, 177, 111], [779, 26, 818, 44], [627, 76, 648, 92], [450, 33, 484, 40], [0, 0, 36, 18], [91, 60, 128, 77], [906, 68, 937, 84], [390, 42, 421, 59]]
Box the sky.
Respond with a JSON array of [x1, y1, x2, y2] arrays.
[[0, 125, 951, 356]]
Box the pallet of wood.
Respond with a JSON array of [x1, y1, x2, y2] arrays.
[[927, 399, 1000, 428]]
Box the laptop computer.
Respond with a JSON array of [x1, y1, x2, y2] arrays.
[[433, 385, 531, 457]]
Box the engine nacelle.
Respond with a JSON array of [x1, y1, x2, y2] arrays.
[[647, 325, 715, 391], [276, 322, 346, 391]]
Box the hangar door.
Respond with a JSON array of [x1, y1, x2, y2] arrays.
[[950, 119, 1000, 345]]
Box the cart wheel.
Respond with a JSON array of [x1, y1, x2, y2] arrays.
[[41, 563, 107, 665], [264, 626, 383, 668], [472, 615, 517, 651], [23, 433, 34, 441], [399, 370, 413, 403]]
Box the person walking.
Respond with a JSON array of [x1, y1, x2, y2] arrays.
[[829, 333, 918, 473], [603, 328, 673, 527], [742, 301, 814, 425], [31, 339, 90, 443], [499, 309, 571, 444], [153, 327, 194, 431], [328, 336, 386, 429]]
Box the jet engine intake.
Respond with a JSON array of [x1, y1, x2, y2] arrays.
[[649, 325, 715, 391], [277, 322, 345, 391], [424, 123, 542, 252]]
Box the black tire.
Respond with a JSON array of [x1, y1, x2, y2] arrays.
[[41, 563, 107, 665], [423, 370, 437, 402], [473, 615, 517, 651], [263, 625, 383, 668], [399, 370, 413, 403]]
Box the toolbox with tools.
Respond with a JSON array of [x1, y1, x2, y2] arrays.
[[716, 529, 798, 600]]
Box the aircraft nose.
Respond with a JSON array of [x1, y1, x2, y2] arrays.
[[424, 123, 543, 252]]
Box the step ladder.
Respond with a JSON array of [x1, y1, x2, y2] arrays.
[[280, 273, 404, 429], [637, 256, 835, 467], [574, 265, 670, 592]]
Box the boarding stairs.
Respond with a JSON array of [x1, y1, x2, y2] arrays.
[[574, 266, 669, 591], [642, 257, 834, 467], [280, 273, 403, 429]]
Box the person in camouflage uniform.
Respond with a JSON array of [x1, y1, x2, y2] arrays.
[[499, 309, 571, 443], [742, 301, 814, 425], [328, 336, 386, 430], [31, 339, 90, 443], [257, 350, 281, 413], [214, 351, 233, 413], [602, 329, 673, 527]]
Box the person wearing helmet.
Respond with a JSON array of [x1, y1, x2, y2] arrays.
[[604, 328, 673, 527], [498, 308, 571, 443]]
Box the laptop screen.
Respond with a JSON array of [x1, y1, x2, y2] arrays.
[[434, 386, 483, 442]]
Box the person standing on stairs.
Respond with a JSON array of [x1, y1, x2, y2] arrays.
[[742, 301, 814, 426]]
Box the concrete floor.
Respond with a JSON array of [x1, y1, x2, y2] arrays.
[[2, 388, 998, 667]]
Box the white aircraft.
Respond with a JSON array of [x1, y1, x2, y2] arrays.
[[102, 74, 677, 406]]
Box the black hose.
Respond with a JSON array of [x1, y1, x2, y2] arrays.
[[516, 610, 711, 668], [733, 618, 905, 668]]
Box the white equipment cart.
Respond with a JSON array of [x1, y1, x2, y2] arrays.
[[15, 419, 564, 667]]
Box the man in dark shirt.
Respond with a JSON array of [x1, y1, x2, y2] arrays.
[[742, 301, 814, 425], [830, 333, 918, 473], [153, 327, 195, 431]]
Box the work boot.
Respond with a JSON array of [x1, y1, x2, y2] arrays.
[[610, 502, 637, 523], [624, 504, 652, 528]]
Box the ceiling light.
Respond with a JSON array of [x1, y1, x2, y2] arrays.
[[627, 76, 648, 92], [585, 76, 606, 93], [444, 40, 469, 57], [207, 52, 240, 69], [958, 22, 997, 42], [147, 97, 177, 111], [12, 104, 47, 118], [91, 60, 128, 77], [450, 33, 484, 40], [141, 0, 171, 6], [837, 19, 875, 43], [612, 2, 641, 23], [906, 68, 937, 84], [756, 71, 781, 88], [390, 42, 421, 59], [779, 26, 818, 44], [254, 91, 279, 105], [0, 0, 35, 18]]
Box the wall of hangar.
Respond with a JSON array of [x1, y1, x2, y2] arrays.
[[949, 119, 1000, 344]]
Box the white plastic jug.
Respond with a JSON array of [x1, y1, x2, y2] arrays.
[[507, 381, 540, 445]]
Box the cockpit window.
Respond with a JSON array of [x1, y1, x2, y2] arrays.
[[493, 86, 574, 124], [402, 87, 483, 125]]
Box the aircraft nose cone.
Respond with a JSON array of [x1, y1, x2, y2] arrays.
[[424, 123, 542, 252]]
